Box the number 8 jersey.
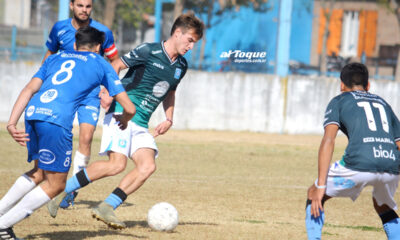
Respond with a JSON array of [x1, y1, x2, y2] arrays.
[[324, 90, 400, 174], [25, 50, 125, 131]]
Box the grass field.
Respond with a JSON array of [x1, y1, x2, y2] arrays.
[[0, 123, 395, 239]]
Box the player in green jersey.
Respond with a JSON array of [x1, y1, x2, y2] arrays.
[[305, 63, 400, 240], [47, 12, 204, 229]]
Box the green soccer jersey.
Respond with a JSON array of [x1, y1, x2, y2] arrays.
[[108, 42, 188, 128], [324, 91, 400, 174]]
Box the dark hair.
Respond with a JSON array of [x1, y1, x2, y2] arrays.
[[340, 63, 369, 89], [170, 12, 204, 39], [75, 26, 105, 49]]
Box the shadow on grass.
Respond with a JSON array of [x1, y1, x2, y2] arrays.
[[24, 230, 146, 240], [73, 200, 134, 208], [124, 220, 218, 229], [325, 223, 383, 232], [180, 221, 218, 226]]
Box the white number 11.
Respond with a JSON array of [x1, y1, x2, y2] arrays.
[[357, 101, 389, 133]]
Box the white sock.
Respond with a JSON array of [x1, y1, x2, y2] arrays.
[[73, 151, 90, 175], [0, 186, 50, 229], [0, 175, 36, 216]]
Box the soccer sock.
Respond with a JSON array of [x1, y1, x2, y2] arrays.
[[380, 210, 400, 240], [0, 174, 36, 216], [104, 188, 127, 210], [0, 186, 50, 229], [65, 169, 91, 193], [72, 151, 90, 176], [305, 200, 325, 240]]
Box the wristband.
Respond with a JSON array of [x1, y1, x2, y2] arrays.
[[166, 118, 173, 125], [314, 179, 327, 189]]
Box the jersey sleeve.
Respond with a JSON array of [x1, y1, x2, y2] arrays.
[[33, 55, 53, 80], [102, 29, 118, 59], [323, 97, 340, 128], [99, 58, 125, 97], [46, 23, 60, 52], [120, 43, 150, 68]]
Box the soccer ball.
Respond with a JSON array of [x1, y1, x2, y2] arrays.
[[147, 202, 179, 231]]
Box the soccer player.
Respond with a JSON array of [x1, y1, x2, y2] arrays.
[[47, 12, 204, 229], [43, 0, 119, 207], [0, 26, 135, 239], [305, 63, 400, 240]]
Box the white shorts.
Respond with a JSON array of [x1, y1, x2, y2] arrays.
[[322, 160, 399, 210], [99, 113, 158, 159]]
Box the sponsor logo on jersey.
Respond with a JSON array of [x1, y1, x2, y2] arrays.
[[89, 53, 96, 59], [66, 150, 72, 155], [174, 68, 182, 79], [57, 30, 66, 36], [153, 62, 164, 70], [124, 52, 131, 59], [26, 105, 35, 117], [39, 149, 56, 165], [61, 53, 88, 61], [373, 145, 396, 161], [47, 38, 52, 44], [152, 50, 162, 55], [152, 81, 170, 97], [40, 89, 58, 103], [325, 109, 332, 116]]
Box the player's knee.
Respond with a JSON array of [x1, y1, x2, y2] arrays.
[[109, 161, 127, 175], [138, 162, 156, 179]]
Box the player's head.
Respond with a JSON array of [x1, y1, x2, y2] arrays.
[[170, 12, 205, 55], [70, 0, 92, 24], [74, 26, 104, 52], [340, 63, 369, 91]]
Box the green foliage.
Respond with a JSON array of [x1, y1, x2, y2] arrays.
[[116, 0, 155, 28]]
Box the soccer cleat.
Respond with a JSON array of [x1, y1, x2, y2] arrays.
[[0, 227, 23, 240], [47, 191, 67, 218], [92, 202, 126, 229], [59, 191, 78, 209]]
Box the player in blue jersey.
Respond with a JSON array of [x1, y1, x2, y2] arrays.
[[47, 12, 204, 229], [0, 26, 135, 239], [305, 63, 400, 240], [42, 0, 120, 208]]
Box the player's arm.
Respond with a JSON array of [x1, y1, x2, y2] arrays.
[[154, 90, 175, 137], [113, 91, 136, 130], [7, 77, 43, 146], [41, 50, 56, 64], [310, 124, 339, 217]]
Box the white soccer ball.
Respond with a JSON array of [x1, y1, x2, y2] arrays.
[[147, 202, 179, 231]]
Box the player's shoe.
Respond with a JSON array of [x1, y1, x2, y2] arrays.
[[92, 202, 126, 229], [47, 191, 67, 218], [0, 227, 23, 240], [59, 191, 78, 209]]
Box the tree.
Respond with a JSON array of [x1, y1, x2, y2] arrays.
[[319, 0, 336, 76]]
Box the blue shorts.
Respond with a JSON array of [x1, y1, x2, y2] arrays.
[[77, 96, 100, 127], [25, 120, 73, 173]]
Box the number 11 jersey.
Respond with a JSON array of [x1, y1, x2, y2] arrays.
[[324, 91, 400, 174]]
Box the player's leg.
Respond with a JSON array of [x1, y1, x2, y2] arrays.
[[0, 171, 67, 236], [372, 173, 400, 240], [48, 151, 128, 218], [305, 185, 331, 240], [92, 148, 156, 229], [0, 161, 43, 217]]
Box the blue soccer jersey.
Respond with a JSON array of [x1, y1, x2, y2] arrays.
[[46, 19, 118, 59], [26, 50, 125, 131], [324, 91, 400, 174]]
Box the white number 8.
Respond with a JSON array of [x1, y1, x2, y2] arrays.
[[52, 60, 76, 85]]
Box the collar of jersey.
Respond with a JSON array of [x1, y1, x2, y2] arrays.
[[161, 41, 178, 65]]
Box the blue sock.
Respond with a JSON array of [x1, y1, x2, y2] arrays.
[[383, 218, 400, 240], [104, 188, 127, 210], [65, 169, 91, 193], [305, 204, 324, 240]]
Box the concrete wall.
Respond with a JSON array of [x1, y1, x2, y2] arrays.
[[4, 0, 31, 28], [2, 62, 400, 135]]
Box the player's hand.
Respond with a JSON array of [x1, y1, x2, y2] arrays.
[[113, 114, 129, 130], [7, 124, 29, 146], [310, 187, 326, 218], [99, 88, 113, 110], [153, 120, 173, 137]]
